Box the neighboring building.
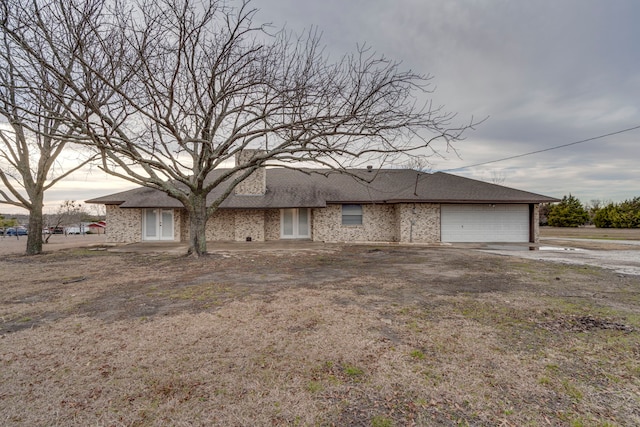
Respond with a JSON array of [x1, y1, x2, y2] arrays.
[[65, 222, 104, 234], [86, 156, 557, 245], [87, 221, 106, 234]]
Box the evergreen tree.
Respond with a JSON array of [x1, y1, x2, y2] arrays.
[[547, 194, 589, 227], [593, 197, 640, 228]]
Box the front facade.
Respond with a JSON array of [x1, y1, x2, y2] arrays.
[[91, 163, 553, 245], [90, 170, 555, 247], [105, 202, 449, 244]]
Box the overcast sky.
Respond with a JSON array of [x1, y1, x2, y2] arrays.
[[2, 0, 639, 215]]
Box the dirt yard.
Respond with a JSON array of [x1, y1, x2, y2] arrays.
[[1, 231, 640, 426]]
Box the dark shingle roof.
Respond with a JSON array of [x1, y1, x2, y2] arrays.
[[86, 168, 558, 208]]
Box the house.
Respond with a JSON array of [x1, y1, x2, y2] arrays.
[[86, 155, 558, 245], [87, 221, 106, 234]]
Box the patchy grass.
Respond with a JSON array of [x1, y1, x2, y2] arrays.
[[1, 244, 640, 426], [541, 226, 640, 240]]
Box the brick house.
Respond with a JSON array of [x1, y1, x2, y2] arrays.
[[86, 160, 557, 244]]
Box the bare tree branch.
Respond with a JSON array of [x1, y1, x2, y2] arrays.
[[0, 10, 96, 254], [1, 0, 478, 256]]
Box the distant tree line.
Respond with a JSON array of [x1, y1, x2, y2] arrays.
[[0, 214, 18, 228], [540, 195, 640, 228], [592, 198, 640, 228]]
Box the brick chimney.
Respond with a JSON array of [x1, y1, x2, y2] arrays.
[[234, 149, 266, 195]]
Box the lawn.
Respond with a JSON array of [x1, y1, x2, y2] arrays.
[[1, 242, 639, 426]]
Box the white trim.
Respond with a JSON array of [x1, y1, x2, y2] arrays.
[[142, 209, 175, 241], [280, 208, 310, 239]]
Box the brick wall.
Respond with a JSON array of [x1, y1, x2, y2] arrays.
[[396, 203, 440, 243], [202, 209, 269, 242], [204, 210, 235, 241], [107, 202, 539, 245], [264, 209, 281, 241], [233, 210, 265, 242], [532, 203, 540, 243], [312, 204, 399, 242], [234, 150, 266, 195], [105, 205, 141, 243]]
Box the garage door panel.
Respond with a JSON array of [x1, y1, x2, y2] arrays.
[[441, 204, 529, 242]]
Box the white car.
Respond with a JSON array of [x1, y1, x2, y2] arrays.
[[66, 227, 82, 234]]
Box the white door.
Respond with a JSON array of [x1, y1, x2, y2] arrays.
[[143, 209, 175, 241], [281, 208, 310, 239], [441, 204, 529, 243]]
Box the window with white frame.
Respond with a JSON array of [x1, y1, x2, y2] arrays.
[[342, 204, 363, 225]]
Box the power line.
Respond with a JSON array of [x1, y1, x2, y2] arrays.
[[439, 124, 640, 172]]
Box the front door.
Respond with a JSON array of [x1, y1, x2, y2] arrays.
[[143, 209, 175, 241], [281, 208, 310, 239]]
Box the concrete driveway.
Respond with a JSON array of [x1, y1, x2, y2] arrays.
[[482, 239, 640, 276]]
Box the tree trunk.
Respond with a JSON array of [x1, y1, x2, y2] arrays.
[[187, 194, 208, 257], [26, 196, 44, 255]]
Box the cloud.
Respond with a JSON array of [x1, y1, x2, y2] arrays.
[[4, 0, 638, 211]]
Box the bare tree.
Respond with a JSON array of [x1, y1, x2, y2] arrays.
[[486, 170, 506, 185], [42, 200, 85, 242], [1, 0, 474, 256], [403, 157, 433, 173], [0, 27, 94, 254]]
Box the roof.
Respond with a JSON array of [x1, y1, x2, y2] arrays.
[[85, 168, 559, 209]]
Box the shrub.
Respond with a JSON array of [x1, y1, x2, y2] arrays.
[[547, 195, 589, 227], [593, 197, 640, 228]]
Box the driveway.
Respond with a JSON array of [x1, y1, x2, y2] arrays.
[[0, 234, 106, 255], [482, 238, 640, 276]]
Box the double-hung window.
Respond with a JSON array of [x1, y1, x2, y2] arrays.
[[342, 204, 363, 225]]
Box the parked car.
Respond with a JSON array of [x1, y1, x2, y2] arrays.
[[5, 227, 28, 236], [66, 226, 82, 235], [46, 227, 64, 234]]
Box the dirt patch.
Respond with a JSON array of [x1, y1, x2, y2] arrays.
[[540, 314, 635, 333], [1, 244, 640, 426]]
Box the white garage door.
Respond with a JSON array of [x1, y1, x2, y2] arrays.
[[441, 204, 530, 243]]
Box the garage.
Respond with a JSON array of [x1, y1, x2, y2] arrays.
[[441, 204, 530, 243]]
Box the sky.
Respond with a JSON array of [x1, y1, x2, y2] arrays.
[[2, 0, 639, 215]]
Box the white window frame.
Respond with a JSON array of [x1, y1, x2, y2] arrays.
[[142, 208, 175, 241], [280, 208, 310, 239], [342, 204, 363, 226]]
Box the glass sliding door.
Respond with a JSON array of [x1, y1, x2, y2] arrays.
[[160, 210, 174, 240], [280, 208, 310, 239], [144, 209, 158, 239]]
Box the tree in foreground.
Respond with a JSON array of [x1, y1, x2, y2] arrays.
[[547, 194, 589, 227], [2, 0, 473, 256], [0, 29, 94, 254]]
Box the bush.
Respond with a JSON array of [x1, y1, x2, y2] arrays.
[[594, 197, 640, 228], [547, 194, 589, 227]]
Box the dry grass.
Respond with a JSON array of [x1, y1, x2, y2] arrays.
[[1, 243, 640, 426], [541, 226, 640, 240]]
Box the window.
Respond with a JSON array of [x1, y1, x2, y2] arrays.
[[342, 204, 363, 225]]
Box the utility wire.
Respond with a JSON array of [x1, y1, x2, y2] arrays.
[[439, 124, 640, 172]]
